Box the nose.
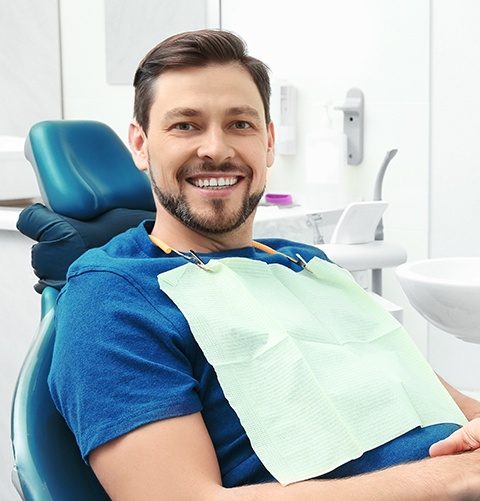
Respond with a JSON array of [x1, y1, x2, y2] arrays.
[[197, 126, 234, 164]]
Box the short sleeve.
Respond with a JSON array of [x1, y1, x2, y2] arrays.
[[48, 268, 202, 461]]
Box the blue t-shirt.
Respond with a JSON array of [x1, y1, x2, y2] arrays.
[[48, 221, 460, 487]]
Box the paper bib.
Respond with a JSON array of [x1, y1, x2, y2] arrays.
[[157, 256, 466, 485]]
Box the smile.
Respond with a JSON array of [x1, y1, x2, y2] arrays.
[[188, 176, 240, 189]]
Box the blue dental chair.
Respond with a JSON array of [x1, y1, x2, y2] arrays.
[[11, 120, 156, 500]]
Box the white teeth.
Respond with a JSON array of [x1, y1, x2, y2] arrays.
[[191, 177, 238, 189]]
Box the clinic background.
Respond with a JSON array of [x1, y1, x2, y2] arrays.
[[0, 0, 479, 498]]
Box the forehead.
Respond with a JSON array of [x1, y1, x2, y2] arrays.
[[150, 63, 264, 117]]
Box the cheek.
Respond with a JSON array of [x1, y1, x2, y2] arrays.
[[154, 140, 194, 172], [147, 147, 178, 182], [247, 135, 274, 168]]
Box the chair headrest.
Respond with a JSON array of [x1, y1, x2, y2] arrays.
[[17, 203, 155, 293], [25, 120, 155, 220]]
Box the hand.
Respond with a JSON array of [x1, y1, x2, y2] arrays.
[[448, 472, 480, 501], [430, 419, 480, 457]]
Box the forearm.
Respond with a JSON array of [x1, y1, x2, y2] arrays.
[[220, 451, 480, 501], [92, 413, 480, 501], [438, 374, 480, 420]]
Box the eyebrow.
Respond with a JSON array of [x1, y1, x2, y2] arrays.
[[163, 107, 201, 123], [227, 106, 262, 121], [162, 105, 262, 124]]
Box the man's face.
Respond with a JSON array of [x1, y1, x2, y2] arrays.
[[130, 63, 275, 235]]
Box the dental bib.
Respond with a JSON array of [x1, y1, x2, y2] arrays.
[[157, 256, 466, 485]]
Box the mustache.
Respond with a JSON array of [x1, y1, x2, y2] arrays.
[[178, 161, 251, 179]]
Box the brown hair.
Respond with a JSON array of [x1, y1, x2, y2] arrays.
[[133, 29, 271, 132]]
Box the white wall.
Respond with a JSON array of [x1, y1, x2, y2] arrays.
[[59, 0, 219, 142], [59, 1, 134, 143], [0, 0, 62, 137]]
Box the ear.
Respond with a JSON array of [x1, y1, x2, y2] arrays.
[[128, 121, 149, 172], [266, 121, 275, 168]]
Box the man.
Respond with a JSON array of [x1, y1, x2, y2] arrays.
[[49, 29, 480, 499]]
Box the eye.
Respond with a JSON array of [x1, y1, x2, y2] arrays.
[[231, 121, 253, 130], [173, 122, 196, 131]]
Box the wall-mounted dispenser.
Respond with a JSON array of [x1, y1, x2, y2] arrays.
[[277, 85, 297, 155], [335, 88, 364, 165]]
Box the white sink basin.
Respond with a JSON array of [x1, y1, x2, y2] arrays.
[[396, 257, 480, 343]]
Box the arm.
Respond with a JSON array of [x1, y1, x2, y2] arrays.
[[90, 411, 480, 501], [438, 374, 480, 420]]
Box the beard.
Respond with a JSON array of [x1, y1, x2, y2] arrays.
[[149, 161, 265, 235]]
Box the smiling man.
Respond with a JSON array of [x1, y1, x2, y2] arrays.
[[129, 62, 274, 243], [48, 30, 480, 500]]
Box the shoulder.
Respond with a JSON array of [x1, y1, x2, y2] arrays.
[[70, 221, 155, 269], [57, 222, 191, 343], [65, 221, 179, 288]]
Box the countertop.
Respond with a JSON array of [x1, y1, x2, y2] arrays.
[[0, 198, 39, 231]]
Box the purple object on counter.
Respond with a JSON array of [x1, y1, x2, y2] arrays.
[[265, 193, 293, 205]]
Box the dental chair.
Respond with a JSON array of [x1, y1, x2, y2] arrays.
[[11, 120, 156, 500]]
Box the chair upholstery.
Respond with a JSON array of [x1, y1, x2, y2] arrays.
[[19, 119, 156, 293], [25, 120, 155, 219], [12, 119, 156, 500], [17, 204, 155, 293], [11, 288, 110, 501]]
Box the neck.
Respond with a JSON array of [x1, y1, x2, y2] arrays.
[[150, 207, 256, 254]]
